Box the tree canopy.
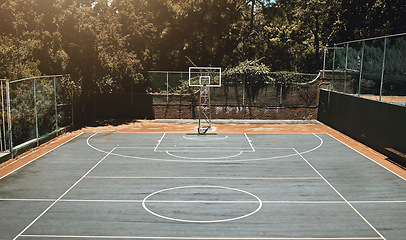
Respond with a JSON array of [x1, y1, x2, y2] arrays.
[[0, 0, 404, 93]]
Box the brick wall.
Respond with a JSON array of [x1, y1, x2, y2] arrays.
[[152, 83, 319, 120], [153, 104, 317, 120]]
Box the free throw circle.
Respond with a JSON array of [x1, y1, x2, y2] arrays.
[[142, 185, 262, 223]]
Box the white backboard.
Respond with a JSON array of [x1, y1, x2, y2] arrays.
[[189, 67, 222, 87]]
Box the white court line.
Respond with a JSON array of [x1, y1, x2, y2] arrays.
[[327, 133, 406, 182], [350, 200, 406, 204], [12, 143, 117, 240], [2, 197, 404, 205], [153, 133, 166, 152], [153, 147, 291, 150], [20, 234, 383, 239], [86, 176, 321, 180], [117, 146, 159, 149], [118, 147, 258, 151], [0, 198, 55, 202], [142, 185, 263, 223], [183, 135, 229, 140], [165, 151, 243, 160], [154, 148, 252, 152], [0, 199, 342, 204], [86, 133, 324, 163], [244, 133, 255, 152], [293, 147, 386, 240], [3, 198, 406, 204], [64, 200, 345, 204], [0, 132, 84, 180], [61, 200, 347, 204]]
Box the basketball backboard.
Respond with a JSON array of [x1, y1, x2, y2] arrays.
[[189, 67, 221, 87]]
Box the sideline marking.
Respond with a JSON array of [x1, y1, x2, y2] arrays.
[[142, 185, 262, 223], [293, 148, 386, 240], [327, 133, 406, 182], [0, 132, 84, 180], [244, 133, 255, 152], [153, 133, 166, 152], [12, 145, 117, 240]]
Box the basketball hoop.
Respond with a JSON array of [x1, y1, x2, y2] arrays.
[[188, 67, 222, 135]]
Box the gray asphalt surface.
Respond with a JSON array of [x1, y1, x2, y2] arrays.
[[0, 132, 405, 240]]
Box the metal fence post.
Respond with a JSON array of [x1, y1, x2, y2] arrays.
[[358, 41, 365, 96], [242, 74, 245, 105], [332, 45, 336, 91], [344, 43, 349, 93], [379, 37, 387, 101], [0, 80, 5, 152], [6, 80, 13, 156], [166, 72, 169, 104], [53, 77, 59, 135], [33, 78, 39, 146], [71, 94, 75, 130], [322, 47, 327, 79]]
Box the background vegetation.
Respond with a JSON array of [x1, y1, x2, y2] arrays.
[[1, 0, 405, 95]]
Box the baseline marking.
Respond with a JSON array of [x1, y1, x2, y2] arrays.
[[20, 234, 383, 239], [12, 143, 117, 240], [293, 148, 386, 240]]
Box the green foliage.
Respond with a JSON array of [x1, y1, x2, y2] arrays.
[[0, 36, 41, 79], [61, 75, 82, 100], [9, 81, 36, 145], [224, 59, 271, 103], [224, 59, 272, 83], [269, 71, 311, 84], [0, 0, 404, 90], [385, 37, 406, 83]]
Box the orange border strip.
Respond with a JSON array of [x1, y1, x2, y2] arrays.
[[0, 132, 82, 179]]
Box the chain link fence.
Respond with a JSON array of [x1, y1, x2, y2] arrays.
[[146, 71, 320, 120], [0, 75, 72, 157], [322, 33, 406, 106]]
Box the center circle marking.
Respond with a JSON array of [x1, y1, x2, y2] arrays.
[[142, 185, 263, 223]]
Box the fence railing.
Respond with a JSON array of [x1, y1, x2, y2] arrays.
[[0, 75, 72, 157], [147, 71, 320, 107], [322, 33, 406, 106], [146, 71, 321, 120]]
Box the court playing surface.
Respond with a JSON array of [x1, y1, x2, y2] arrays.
[[1, 131, 406, 240]]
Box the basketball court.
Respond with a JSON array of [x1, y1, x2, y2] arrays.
[[1, 67, 405, 240], [1, 123, 406, 240]]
